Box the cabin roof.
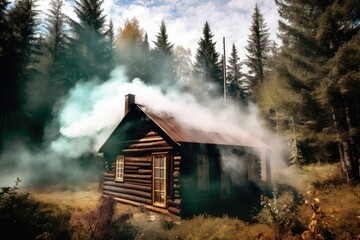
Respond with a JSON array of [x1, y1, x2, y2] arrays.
[[137, 105, 270, 149], [99, 103, 270, 153]]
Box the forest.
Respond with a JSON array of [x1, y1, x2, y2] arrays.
[[1, 0, 359, 182], [0, 0, 359, 239]]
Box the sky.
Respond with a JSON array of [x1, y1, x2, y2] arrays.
[[36, 0, 280, 62]]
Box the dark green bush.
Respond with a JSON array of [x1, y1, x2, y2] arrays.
[[0, 178, 73, 240]]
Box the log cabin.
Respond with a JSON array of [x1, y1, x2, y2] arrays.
[[98, 94, 272, 218]]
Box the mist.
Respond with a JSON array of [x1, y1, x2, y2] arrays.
[[0, 65, 286, 189]]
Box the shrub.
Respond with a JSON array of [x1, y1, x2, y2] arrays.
[[0, 178, 73, 240], [73, 196, 137, 240], [254, 187, 304, 235], [301, 190, 334, 240]]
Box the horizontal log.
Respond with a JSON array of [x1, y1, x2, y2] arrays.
[[103, 185, 151, 198], [167, 199, 181, 207], [112, 197, 170, 215], [174, 194, 180, 199], [125, 179, 152, 185], [123, 146, 173, 153], [103, 181, 152, 192], [128, 140, 168, 149], [173, 184, 180, 189], [174, 167, 180, 171], [173, 156, 181, 160], [104, 173, 115, 177], [103, 190, 152, 205], [138, 169, 152, 174], [168, 206, 181, 216], [174, 161, 180, 166], [125, 162, 151, 167], [125, 166, 139, 170], [124, 174, 152, 179], [125, 169, 139, 174], [104, 176, 114, 181], [125, 156, 151, 162]]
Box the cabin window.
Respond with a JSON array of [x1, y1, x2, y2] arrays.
[[153, 155, 166, 207], [115, 155, 124, 182], [197, 154, 209, 190], [247, 154, 259, 181]]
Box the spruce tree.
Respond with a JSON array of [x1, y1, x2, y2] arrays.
[[45, 0, 71, 95], [0, 0, 40, 146], [193, 21, 222, 98], [69, 0, 110, 81], [151, 20, 175, 87], [316, 1, 360, 182], [227, 44, 247, 103], [244, 3, 270, 102]]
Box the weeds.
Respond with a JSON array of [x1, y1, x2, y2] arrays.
[[254, 187, 304, 235], [301, 190, 334, 240]]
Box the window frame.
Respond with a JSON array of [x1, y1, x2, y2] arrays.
[[152, 153, 167, 208], [115, 155, 125, 182]]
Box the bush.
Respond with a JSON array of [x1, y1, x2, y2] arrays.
[[254, 187, 304, 235], [0, 178, 73, 240], [73, 196, 137, 240]]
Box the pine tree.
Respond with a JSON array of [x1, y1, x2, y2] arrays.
[[0, 0, 41, 147], [316, 1, 360, 182], [227, 44, 247, 103], [193, 21, 222, 98], [151, 20, 175, 87], [45, 0, 71, 95], [244, 3, 270, 102], [69, 0, 110, 81]]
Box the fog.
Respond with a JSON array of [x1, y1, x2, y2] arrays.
[[0, 65, 287, 188]]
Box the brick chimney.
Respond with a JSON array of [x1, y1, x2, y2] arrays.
[[125, 94, 135, 114]]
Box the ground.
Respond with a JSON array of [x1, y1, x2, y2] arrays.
[[28, 163, 360, 240]]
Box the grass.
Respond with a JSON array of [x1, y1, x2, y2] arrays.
[[21, 163, 360, 240]]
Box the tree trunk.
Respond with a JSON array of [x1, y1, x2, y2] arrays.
[[332, 107, 359, 183]]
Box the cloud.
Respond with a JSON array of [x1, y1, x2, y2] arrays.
[[33, 0, 279, 62]]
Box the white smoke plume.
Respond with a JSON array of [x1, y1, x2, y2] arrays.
[[0, 65, 286, 188]]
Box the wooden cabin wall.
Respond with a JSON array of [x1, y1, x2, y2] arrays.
[[102, 130, 182, 216]]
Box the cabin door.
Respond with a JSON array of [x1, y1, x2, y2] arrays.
[[152, 155, 166, 207]]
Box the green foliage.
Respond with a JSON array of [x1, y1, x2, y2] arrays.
[[0, 178, 73, 240], [151, 20, 175, 87], [226, 44, 247, 103], [193, 21, 222, 98], [244, 3, 271, 102], [255, 188, 303, 234]]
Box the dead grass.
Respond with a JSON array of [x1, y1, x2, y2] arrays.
[[21, 163, 360, 240]]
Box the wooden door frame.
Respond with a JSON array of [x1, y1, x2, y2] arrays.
[[152, 152, 167, 208]]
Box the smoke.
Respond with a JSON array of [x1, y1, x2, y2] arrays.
[[0, 65, 287, 189]]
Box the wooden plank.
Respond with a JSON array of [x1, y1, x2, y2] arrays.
[[104, 173, 115, 177], [168, 207, 181, 216], [123, 146, 173, 153], [112, 197, 170, 215], [125, 162, 151, 167], [128, 140, 168, 149], [125, 156, 151, 162], [167, 199, 181, 207], [124, 174, 152, 179], [103, 185, 151, 198], [138, 169, 152, 174], [125, 179, 152, 185], [103, 191, 152, 205], [103, 181, 152, 192]]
